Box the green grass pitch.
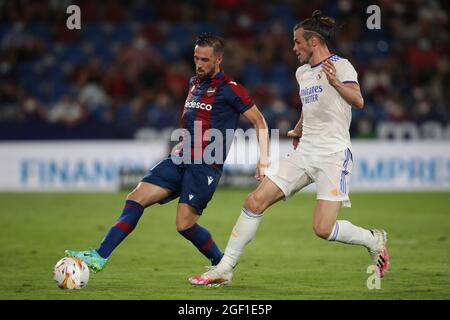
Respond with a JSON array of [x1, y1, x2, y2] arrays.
[[0, 190, 449, 300]]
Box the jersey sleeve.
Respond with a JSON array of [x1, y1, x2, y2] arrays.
[[223, 81, 254, 114], [336, 59, 359, 84]]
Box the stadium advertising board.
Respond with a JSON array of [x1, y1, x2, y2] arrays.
[[0, 141, 167, 191], [223, 140, 450, 191], [0, 141, 449, 191], [349, 141, 450, 191]]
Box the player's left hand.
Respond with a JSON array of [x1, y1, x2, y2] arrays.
[[255, 160, 267, 182], [322, 60, 338, 87]]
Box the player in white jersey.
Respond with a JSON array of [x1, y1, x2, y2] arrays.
[[189, 10, 389, 286]]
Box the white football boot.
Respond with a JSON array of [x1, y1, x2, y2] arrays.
[[368, 229, 389, 278], [189, 266, 233, 286]]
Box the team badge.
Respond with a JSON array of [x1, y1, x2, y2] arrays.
[[206, 87, 216, 96], [317, 70, 323, 80]]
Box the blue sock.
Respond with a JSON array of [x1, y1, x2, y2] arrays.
[[178, 224, 223, 265], [96, 200, 144, 259]]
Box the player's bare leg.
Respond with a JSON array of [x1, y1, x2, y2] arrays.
[[314, 199, 389, 277], [189, 177, 284, 285], [312, 200, 340, 239], [176, 203, 224, 265], [65, 182, 171, 272], [127, 181, 172, 207], [176, 203, 200, 231]]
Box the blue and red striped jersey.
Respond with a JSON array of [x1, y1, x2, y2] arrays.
[[180, 70, 253, 170]]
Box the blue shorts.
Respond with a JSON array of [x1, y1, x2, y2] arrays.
[[141, 157, 222, 214]]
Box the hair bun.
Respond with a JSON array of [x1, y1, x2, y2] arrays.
[[311, 10, 335, 28], [312, 10, 323, 19]]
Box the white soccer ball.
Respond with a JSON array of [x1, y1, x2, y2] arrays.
[[53, 257, 90, 290]]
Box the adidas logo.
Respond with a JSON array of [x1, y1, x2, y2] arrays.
[[207, 176, 214, 186]]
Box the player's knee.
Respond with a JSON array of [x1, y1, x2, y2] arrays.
[[126, 188, 146, 206], [176, 220, 196, 232], [313, 224, 333, 239], [244, 192, 266, 215]]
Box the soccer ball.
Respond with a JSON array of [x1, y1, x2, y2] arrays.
[[53, 257, 90, 290]]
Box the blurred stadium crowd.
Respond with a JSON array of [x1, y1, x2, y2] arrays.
[[0, 0, 449, 140]]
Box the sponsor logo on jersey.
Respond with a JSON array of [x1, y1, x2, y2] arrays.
[[207, 176, 214, 185], [189, 194, 194, 200], [300, 85, 323, 96], [185, 101, 213, 111], [300, 85, 323, 105]]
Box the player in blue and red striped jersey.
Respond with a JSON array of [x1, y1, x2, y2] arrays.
[[65, 34, 269, 273]]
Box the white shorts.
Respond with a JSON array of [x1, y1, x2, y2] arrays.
[[266, 148, 353, 208]]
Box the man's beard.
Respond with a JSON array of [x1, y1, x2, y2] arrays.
[[196, 68, 215, 80]]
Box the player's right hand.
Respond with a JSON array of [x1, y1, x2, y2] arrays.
[[255, 160, 267, 182], [287, 130, 301, 150]]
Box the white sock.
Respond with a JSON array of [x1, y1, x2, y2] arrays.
[[218, 208, 263, 271], [327, 220, 377, 249]]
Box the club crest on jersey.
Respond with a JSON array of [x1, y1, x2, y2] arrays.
[[317, 70, 323, 80], [206, 87, 216, 96]]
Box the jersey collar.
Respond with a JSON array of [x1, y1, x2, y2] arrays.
[[310, 54, 335, 68], [212, 70, 225, 79]]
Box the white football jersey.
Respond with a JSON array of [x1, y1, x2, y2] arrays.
[[296, 54, 358, 155]]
